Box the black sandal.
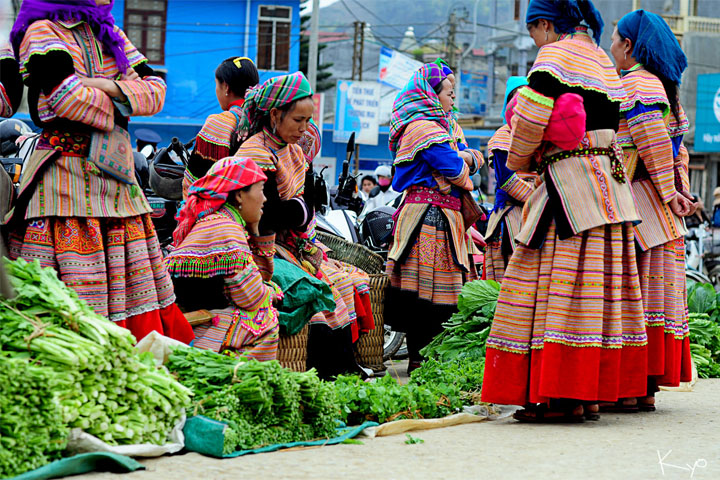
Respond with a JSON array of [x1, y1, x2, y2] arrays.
[[598, 400, 639, 413], [513, 403, 585, 424]]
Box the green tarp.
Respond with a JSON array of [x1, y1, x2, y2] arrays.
[[272, 258, 335, 335], [8, 452, 144, 480], [183, 415, 377, 458]]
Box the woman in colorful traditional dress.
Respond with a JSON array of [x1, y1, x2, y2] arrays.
[[608, 9, 694, 411], [385, 63, 482, 374], [480, 0, 649, 422], [182, 57, 259, 199], [0, 42, 23, 118], [7, 0, 193, 344], [236, 72, 372, 378], [165, 157, 281, 360], [484, 76, 538, 283]]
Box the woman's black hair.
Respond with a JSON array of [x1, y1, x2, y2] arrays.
[[215, 57, 260, 99], [361, 175, 376, 185], [432, 78, 446, 95], [617, 34, 681, 121]]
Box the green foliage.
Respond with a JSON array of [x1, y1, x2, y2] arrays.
[[0, 355, 70, 478], [167, 347, 339, 453], [333, 351, 486, 425], [0, 259, 192, 477], [404, 434, 424, 444], [686, 282, 720, 378], [421, 280, 499, 361]]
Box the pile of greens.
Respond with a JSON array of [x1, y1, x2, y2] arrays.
[[421, 280, 500, 361], [0, 355, 71, 478], [687, 280, 720, 378], [334, 351, 486, 425], [166, 346, 339, 454], [0, 259, 192, 476]]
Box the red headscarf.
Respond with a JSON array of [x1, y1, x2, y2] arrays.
[[174, 156, 266, 246]]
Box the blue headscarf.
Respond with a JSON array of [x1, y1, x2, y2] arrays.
[[526, 0, 604, 45], [617, 9, 687, 85], [501, 76, 529, 124]]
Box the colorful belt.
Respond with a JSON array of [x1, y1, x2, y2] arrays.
[[37, 129, 91, 157], [405, 186, 461, 211], [539, 144, 627, 184]]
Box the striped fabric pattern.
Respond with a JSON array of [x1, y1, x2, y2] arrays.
[[21, 153, 152, 219], [0, 42, 13, 117], [487, 124, 511, 166], [637, 239, 692, 386], [194, 313, 279, 360], [502, 174, 535, 203], [167, 206, 280, 351], [515, 130, 640, 246], [482, 222, 648, 404], [507, 88, 554, 169], [236, 131, 308, 200], [387, 206, 477, 306], [619, 68, 687, 250], [9, 214, 176, 322], [529, 32, 625, 104], [19, 20, 163, 129], [393, 120, 453, 166], [194, 106, 243, 159]]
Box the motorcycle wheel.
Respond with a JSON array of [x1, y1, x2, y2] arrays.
[[686, 269, 712, 287], [383, 325, 405, 361]]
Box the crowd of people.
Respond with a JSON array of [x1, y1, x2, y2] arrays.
[[0, 0, 700, 422]]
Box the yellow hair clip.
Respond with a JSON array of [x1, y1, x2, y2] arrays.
[[233, 57, 254, 69]]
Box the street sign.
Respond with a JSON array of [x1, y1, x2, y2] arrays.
[[458, 70, 488, 115], [312, 92, 325, 125], [333, 80, 380, 146], [378, 46, 423, 90], [695, 73, 720, 152]]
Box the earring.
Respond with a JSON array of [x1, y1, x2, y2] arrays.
[[624, 52, 627, 60], [272, 124, 277, 135], [545, 31, 548, 42], [225, 92, 229, 96]]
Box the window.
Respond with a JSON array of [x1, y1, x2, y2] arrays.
[[124, 0, 167, 65], [257, 5, 292, 71]]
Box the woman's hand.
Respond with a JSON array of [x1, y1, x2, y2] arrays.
[[122, 68, 140, 81], [680, 191, 700, 217], [79, 77, 126, 101], [669, 192, 692, 217], [459, 150, 474, 168]]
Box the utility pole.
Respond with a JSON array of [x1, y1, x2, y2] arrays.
[[351, 21, 365, 81], [351, 21, 365, 173], [308, 0, 320, 90], [447, 12, 458, 70]]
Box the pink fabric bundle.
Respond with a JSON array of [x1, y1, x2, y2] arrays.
[[543, 92, 586, 151], [505, 91, 586, 152]]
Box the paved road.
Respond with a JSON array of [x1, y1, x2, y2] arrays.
[[81, 378, 720, 480]]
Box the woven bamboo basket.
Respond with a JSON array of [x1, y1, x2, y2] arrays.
[[354, 274, 389, 372], [316, 231, 385, 275], [277, 324, 309, 372]]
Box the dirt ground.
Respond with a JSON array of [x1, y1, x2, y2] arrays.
[[79, 371, 720, 480]]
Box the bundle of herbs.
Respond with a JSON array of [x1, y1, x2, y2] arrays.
[[166, 346, 339, 454], [0, 258, 192, 476], [421, 280, 500, 361]]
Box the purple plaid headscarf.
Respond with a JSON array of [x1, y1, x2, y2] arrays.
[[388, 63, 448, 157], [10, 0, 129, 72]]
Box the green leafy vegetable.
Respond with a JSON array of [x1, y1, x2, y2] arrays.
[[404, 434, 424, 444]]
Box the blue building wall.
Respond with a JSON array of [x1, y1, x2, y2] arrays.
[[110, 0, 301, 140]]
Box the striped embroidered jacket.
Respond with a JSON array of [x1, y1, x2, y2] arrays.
[[508, 32, 640, 247], [165, 205, 279, 351], [485, 124, 537, 246], [0, 43, 18, 118], [15, 19, 166, 220], [388, 120, 475, 271], [618, 66, 689, 250]]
